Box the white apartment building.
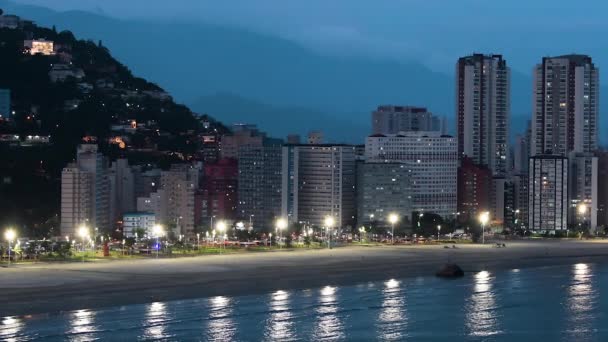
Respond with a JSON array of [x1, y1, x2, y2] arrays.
[[281, 144, 357, 229], [60, 144, 110, 237], [365, 132, 457, 219], [160, 164, 201, 237], [123, 212, 156, 238], [528, 155, 569, 231]]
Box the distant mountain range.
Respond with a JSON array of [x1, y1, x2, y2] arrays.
[[1, 0, 605, 143]]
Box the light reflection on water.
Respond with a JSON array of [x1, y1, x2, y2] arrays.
[[314, 286, 344, 341], [206, 296, 236, 342], [68, 309, 98, 342], [466, 270, 502, 337], [2, 263, 607, 341], [264, 290, 295, 341], [141, 302, 172, 341], [1, 316, 23, 342], [565, 263, 598, 339], [377, 279, 407, 341]]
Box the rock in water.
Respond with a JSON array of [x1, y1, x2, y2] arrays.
[[436, 264, 464, 278]]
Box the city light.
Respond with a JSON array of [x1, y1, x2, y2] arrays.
[[276, 218, 288, 249], [578, 203, 588, 215], [324, 216, 335, 228], [4, 228, 16, 242], [478, 211, 490, 244], [152, 224, 164, 238], [216, 221, 227, 232], [388, 213, 399, 244], [77, 225, 89, 239]]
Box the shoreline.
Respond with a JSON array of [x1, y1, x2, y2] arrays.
[[2, 240, 608, 317]]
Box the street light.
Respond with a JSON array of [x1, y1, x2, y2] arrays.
[[276, 218, 288, 249], [4, 228, 16, 266], [388, 213, 399, 244], [216, 221, 227, 253], [437, 225, 441, 241], [152, 224, 164, 258], [358, 226, 366, 243], [324, 216, 335, 249], [78, 225, 89, 262], [478, 212, 490, 244]]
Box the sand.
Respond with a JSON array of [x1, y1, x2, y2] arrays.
[[1, 239, 608, 317]]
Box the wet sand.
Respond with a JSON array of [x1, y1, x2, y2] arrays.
[[1, 240, 608, 317]]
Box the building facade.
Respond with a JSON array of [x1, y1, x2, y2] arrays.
[[531, 55, 598, 156], [281, 144, 357, 228], [199, 158, 238, 229], [456, 54, 510, 177], [237, 141, 283, 230], [568, 153, 598, 231], [457, 157, 492, 223], [528, 155, 568, 231], [356, 162, 412, 227], [123, 212, 156, 238], [365, 132, 458, 219], [60, 144, 111, 237], [372, 105, 441, 135], [160, 164, 201, 237]]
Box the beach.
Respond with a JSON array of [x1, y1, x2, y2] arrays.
[[1, 239, 608, 317]]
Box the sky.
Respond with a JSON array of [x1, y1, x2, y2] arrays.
[[13, 0, 608, 75]]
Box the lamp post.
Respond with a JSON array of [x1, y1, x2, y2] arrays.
[[152, 224, 164, 258], [4, 228, 16, 266], [216, 221, 226, 254], [388, 214, 399, 244], [197, 233, 200, 250], [578, 203, 588, 234], [276, 218, 287, 249], [324, 216, 335, 249], [249, 214, 254, 230], [479, 212, 490, 244], [269, 233, 272, 247], [437, 225, 441, 241], [358, 226, 366, 243], [78, 225, 89, 262]]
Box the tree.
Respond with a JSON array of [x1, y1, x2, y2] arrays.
[[413, 212, 445, 237]]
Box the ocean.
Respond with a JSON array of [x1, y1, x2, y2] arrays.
[[1, 262, 607, 341]]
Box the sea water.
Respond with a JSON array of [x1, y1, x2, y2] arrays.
[[1, 263, 607, 341]]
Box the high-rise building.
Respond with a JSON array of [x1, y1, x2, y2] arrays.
[[528, 155, 568, 231], [512, 174, 529, 230], [237, 140, 283, 230], [457, 157, 492, 223], [531, 55, 598, 156], [60, 144, 111, 237], [220, 124, 265, 159], [530, 54, 599, 231], [0, 89, 10, 119], [456, 54, 510, 177], [160, 164, 201, 237], [372, 105, 442, 135], [568, 152, 598, 232], [109, 159, 135, 224], [365, 132, 457, 219], [596, 151, 608, 228], [513, 127, 530, 175], [198, 158, 238, 229], [281, 144, 357, 228], [356, 162, 412, 227]]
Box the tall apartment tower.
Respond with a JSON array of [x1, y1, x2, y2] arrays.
[[237, 138, 284, 230], [531, 55, 599, 232], [60, 144, 111, 237], [281, 144, 357, 229], [160, 164, 201, 237], [456, 54, 510, 176], [531, 55, 598, 156]]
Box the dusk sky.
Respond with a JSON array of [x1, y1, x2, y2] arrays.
[[14, 0, 608, 75]]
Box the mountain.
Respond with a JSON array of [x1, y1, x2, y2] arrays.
[[0, 8, 227, 231], [192, 92, 368, 143], [2, 1, 605, 142]]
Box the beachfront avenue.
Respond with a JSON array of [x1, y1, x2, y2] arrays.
[[0, 214, 602, 263]]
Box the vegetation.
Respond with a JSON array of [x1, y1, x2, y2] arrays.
[[0, 15, 229, 235]]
